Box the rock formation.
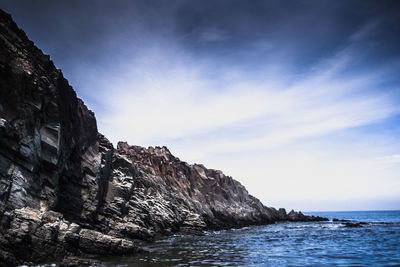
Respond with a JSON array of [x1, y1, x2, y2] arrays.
[[0, 9, 327, 266]]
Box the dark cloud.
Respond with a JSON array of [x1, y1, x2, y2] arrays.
[[172, 0, 400, 70], [0, 1, 181, 67], [1, 0, 399, 86]]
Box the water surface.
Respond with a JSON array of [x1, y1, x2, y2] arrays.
[[101, 210, 400, 266]]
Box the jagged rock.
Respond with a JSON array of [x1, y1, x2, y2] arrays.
[[343, 222, 367, 228], [0, 9, 327, 266]]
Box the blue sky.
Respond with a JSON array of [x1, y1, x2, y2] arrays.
[[2, 0, 400, 211]]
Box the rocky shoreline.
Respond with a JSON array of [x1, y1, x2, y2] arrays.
[[0, 9, 327, 266]]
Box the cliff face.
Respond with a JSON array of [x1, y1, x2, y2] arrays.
[[0, 9, 326, 266]]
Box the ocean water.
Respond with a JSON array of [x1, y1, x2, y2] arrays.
[[101, 210, 400, 266]]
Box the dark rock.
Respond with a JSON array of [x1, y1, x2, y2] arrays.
[[333, 218, 351, 222], [287, 209, 328, 222], [0, 8, 328, 266], [60, 256, 103, 267], [343, 222, 365, 228]]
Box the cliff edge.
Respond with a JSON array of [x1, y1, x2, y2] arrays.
[[0, 9, 326, 266]]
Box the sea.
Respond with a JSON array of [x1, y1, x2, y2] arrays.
[[100, 210, 400, 266]]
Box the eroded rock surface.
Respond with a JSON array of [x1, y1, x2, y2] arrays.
[[0, 9, 327, 266]]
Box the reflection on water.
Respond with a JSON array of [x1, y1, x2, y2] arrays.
[[100, 211, 400, 266]]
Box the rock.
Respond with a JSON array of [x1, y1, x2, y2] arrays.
[[0, 8, 328, 266], [287, 210, 328, 222], [343, 222, 364, 228], [60, 256, 103, 267], [333, 218, 351, 222]]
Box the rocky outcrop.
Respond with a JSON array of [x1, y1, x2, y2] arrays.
[[0, 9, 139, 265], [0, 9, 327, 266]]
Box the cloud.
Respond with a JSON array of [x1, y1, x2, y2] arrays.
[[375, 154, 400, 168], [198, 27, 230, 42], [97, 41, 399, 154], [90, 31, 400, 211], [349, 19, 381, 42]]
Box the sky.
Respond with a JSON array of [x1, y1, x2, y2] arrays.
[[1, 0, 400, 211]]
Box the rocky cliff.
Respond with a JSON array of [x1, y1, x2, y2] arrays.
[[0, 9, 326, 266]]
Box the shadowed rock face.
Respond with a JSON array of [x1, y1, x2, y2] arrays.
[[0, 9, 327, 266]]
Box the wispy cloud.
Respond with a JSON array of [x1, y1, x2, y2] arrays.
[[97, 42, 399, 154], [89, 32, 400, 211], [198, 27, 230, 42]]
